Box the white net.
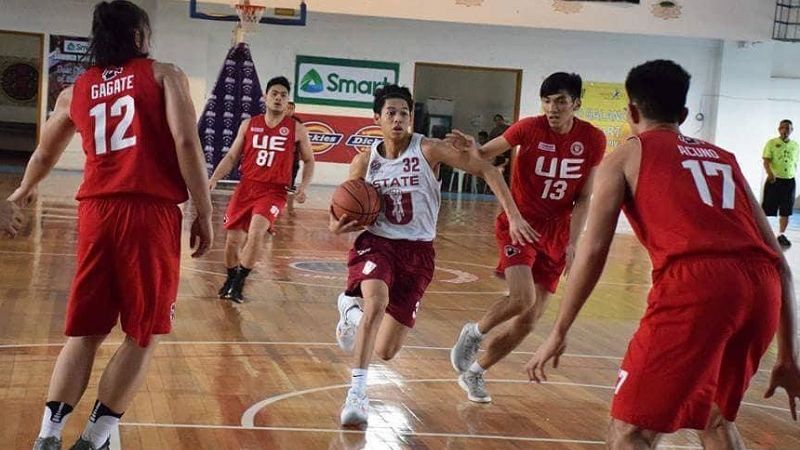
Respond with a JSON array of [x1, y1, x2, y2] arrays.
[[234, 1, 266, 32]]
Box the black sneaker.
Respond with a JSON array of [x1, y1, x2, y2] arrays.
[[218, 275, 235, 298], [226, 277, 245, 303], [68, 437, 109, 450], [778, 234, 792, 248]]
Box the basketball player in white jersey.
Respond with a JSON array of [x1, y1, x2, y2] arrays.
[[329, 84, 539, 426]]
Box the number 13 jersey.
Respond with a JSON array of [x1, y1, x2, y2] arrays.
[[622, 129, 778, 273], [71, 58, 187, 203], [239, 114, 296, 187]]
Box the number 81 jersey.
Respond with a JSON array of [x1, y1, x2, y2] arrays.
[[239, 114, 296, 186], [71, 58, 188, 203]]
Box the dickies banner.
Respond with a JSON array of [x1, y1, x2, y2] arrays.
[[296, 113, 382, 163]]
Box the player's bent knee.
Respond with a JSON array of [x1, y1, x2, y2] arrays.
[[375, 344, 400, 361], [507, 291, 534, 315]]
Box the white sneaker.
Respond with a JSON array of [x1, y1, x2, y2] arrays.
[[340, 388, 369, 426], [336, 293, 361, 352], [458, 370, 492, 403], [450, 322, 483, 373]]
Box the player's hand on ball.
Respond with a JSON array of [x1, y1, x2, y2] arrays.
[[0, 200, 23, 238], [765, 359, 800, 420], [508, 214, 540, 245], [329, 211, 362, 235], [190, 214, 213, 258], [526, 332, 567, 383]]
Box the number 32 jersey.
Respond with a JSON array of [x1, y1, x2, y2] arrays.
[[239, 114, 296, 187], [622, 130, 777, 272], [71, 58, 187, 203]]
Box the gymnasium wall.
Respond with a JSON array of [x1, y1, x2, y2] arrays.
[[1, 0, 799, 195]]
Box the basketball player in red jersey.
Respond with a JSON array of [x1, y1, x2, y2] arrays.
[[527, 60, 800, 448], [448, 73, 606, 403], [208, 77, 314, 303], [329, 84, 539, 427], [8, 2, 213, 450]]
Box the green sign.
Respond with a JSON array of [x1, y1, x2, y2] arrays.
[[294, 55, 400, 109]]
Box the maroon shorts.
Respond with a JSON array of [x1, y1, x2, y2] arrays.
[[345, 231, 435, 328], [611, 256, 781, 432], [224, 179, 287, 232], [66, 196, 182, 347], [494, 214, 569, 293]]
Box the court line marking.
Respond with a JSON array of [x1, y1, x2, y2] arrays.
[[0, 340, 774, 374], [110, 424, 121, 450]]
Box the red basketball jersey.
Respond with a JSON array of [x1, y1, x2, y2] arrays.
[[71, 58, 187, 203], [238, 114, 296, 186], [623, 130, 778, 273], [504, 116, 606, 221]]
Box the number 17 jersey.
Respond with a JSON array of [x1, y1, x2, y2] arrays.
[[622, 130, 777, 273], [71, 58, 187, 203]]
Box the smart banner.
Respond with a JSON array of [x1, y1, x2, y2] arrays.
[[294, 55, 399, 109]]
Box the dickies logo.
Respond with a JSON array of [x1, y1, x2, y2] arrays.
[[346, 125, 383, 153], [305, 121, 344, 155], [504, 245, 521, 257], [570, 141, 585, 156], [538, 142, 556, 152]]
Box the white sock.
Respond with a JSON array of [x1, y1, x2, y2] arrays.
[[351, 368, 368, 395], [471, 322, 484, 338], [345, 304, 363, 326], [469, 361, 485, 374], [38, 402, 73, 439], [82, 402, 122, 448]]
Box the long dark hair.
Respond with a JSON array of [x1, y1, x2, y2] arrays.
[[85, 0, 151, 68]]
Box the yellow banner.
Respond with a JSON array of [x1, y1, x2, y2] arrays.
[[576, 82, 630, 151]]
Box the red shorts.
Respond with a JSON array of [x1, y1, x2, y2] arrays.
[[494, 214, 569, 293], [345, 231, 435, 328], [66, 196, 182, 347], [224, 179, 287, 232], [611, 256, 781, 432]]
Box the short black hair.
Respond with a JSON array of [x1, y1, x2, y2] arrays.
[[780, 119, 793, 126], [493, 114, 504, 121], [86, 0, 151, 68], [625, 60, 690, 124], [373, 84, 413, 114], [540, 72, 582, 99], [266, 76, 291, 93]]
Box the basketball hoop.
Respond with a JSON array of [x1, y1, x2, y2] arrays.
[[234, 0, 266, 32]]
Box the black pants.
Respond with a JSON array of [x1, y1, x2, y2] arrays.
[[762, 177, 796, 217]]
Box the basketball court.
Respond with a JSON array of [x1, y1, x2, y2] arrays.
[[1, 0, 800, 449]]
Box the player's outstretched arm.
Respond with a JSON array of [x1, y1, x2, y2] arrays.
[[445, 129, 512, 161], [160, 63, 213, 258], [208, 120, 248, 190], [743, 178, 800, 419], [293, 123, 315, 203], [525, 138, 631, 383], [8, 87, 76, 207], [423, 136, 539, 246], [329, 152, 368, 235]]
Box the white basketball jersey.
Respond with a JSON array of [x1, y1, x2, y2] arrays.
[[365, 133, 441, 241]]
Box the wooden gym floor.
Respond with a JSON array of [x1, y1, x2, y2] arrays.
[[1, 171, 798, 450]]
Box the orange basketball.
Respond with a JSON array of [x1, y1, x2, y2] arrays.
[[331, 179, 382, 226]]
